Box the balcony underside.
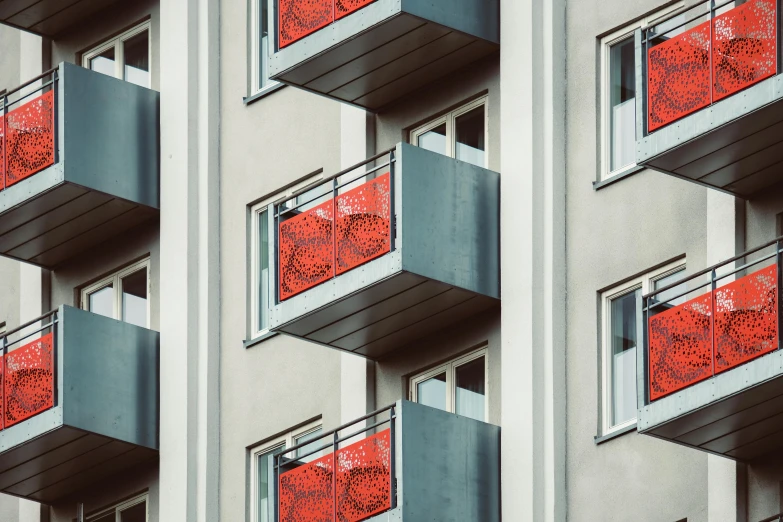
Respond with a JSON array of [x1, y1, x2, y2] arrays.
[[0, 176, 158, 268], [274, 270, 498, 359], [0, 0, 121, 37], [0, 423, 156, 504], [638, 75, 783, 199]]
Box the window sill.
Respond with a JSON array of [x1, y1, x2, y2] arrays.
[[593, 165, 645, 191], [244, 330, 279, 348], [594, 422, 637, 445], [243, 83, 285, 106]]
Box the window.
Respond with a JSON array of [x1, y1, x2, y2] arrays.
[[410, 97, 488, 168], [81, 259, 150, 328], [250, 0, 278, 95], [87, 494, 148, 522], [600, 4, 683, 180], [82, 22, 151, 88], [601, 261, 686, 434], [250, 420, 323, 522], [409, 347, 488, 422]]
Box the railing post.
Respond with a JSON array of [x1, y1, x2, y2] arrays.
[[710, 268, 717, 377], [389, 405, 396, 509], [1, 326, 5, 431], [2, 92, 7, 192], [274, 454, 280, 522], [332, 178, 337, 280], [332, 430, 338, 522], [777, 240, 782, 353], [389, 150, 395, 253]]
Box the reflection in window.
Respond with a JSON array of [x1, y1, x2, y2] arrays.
[[417, 123, 447, 157], [295, 428, 324, 462], [124, 30, 150, 87], [90, 48, 115, 78], [610, 289, 640, 427], [258, 210, 270, 332], [455, 357, 485, 421], [122, 268, 148, 328], [608, 37, 636, 173], [417, 372, 447, 412], [89, 285, 114, 319], [455, 106, 485, 167]]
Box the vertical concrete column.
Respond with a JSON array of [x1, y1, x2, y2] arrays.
[[706, 191, 747, 522], [339, 104, 376, 424], [159, 0, 220, 521], [500, 0, 566, 520]]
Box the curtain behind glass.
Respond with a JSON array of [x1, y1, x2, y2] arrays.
[[610, 289, 640, 426]]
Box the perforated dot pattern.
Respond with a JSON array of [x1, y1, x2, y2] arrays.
[[4, 333, 54, 429], [4, 90, 55, 188], [335, 0, 375, 19], [279, 453, 335, 521], [336, 173, 391, 275], [278, 0, 378, 47]]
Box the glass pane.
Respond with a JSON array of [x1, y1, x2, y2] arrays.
[[295, 428, 324, 463], [90, 47, 115, 78], [122, 268, 148, 328], [455, 357, 485, 421], [416, 372, 447, 412], [609, 37, 636, 173], [89, 285, 114, 319], [258, 210, 270, 331], [417, 123, 447, 157], [455, 106, 485, 167], [120, 502, 146, 522], [258, 445, 283, 522], [124, 31, 150, 87], [654, 269, 687, 306], [610, 289, 641, 426], [260, 0, 271, 89]]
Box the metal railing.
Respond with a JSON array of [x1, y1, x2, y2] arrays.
[[643, 237, 783, 403], [274, 404, 397, 522], [760, 514, 783, 522], [273, 148, 396, 302], [0, 66, 59, 192], [640, 0, 781, 134]]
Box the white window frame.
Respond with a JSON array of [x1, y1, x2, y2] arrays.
[[600, 260, 686, 435], [409, 96, 489, 168], [249, 0, 279, 96], [80, 258, 151, 326], [409, 346, 488, 421], [249, 419, 323, 522], [82, 21, 152, 87], [599, 3, 684, 180], [86, 493, 148, 522], [249, 174, 326, 340]]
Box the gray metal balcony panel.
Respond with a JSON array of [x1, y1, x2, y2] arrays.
[[0, 306, 159, 504], [0, 0, 121, 37], [0, 62, 159, 269], [270, 143, 499, 360], [268, 0, 499, 111]]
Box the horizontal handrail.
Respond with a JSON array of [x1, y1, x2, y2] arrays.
[[760, 515, 782, 522], [1, 309, 58, 341], [644, 0, 734, 41], [1, 66, 58, 100]]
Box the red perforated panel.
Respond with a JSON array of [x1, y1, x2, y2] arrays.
[[648, 20, 712, 132], [4, 333, 54, 429], [279, 453, 335, 521], [279, 199, 335, 301], [714, 264, 778, 373], [336, 430, 391, 522], [713, 0, 777, 102], [336, 0, 375, 19], [0, 117, 5, 191], [279, 0, 333, 48], [336, 173, 391, 275], [4, 90, 55, 188], [648, 293, 713, 401]]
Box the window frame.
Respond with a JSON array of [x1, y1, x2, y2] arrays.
[[249, 419, 323, 522], [600, 260, 686, 436], [86, 493, 148, 522], [409, 346, 489, 422], [80, 258, 151, 327], [599, 3, 684, 181], [249, 0, 280, 97], [409, 96, 489, 168], [82, 20, 152, 87]]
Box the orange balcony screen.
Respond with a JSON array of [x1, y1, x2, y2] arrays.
[[3, 333, 54, 429], [278, 0, 378, 47], [4, 90, 55, 189]]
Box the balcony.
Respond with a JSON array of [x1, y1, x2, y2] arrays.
[[267, 0, 500, 111], [635, 0, 783, 198], [0, 306, 159, 503], [0, 62, 159, 269], [268, 143, 499, 359], [638, 239, 783, 461], [0, 0, 123, 37], [273, 400, 500, 522]]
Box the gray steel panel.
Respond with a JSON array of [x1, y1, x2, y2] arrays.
[[329, 31, 474, 101], [279, 272, 424, 337], [7, 0, 82, 27], [697, 141, 783, 187], [283, 15, 424, 86], [61, 62, 160, 209], [332, 287, 475, 351], [0, 408, 64, 456], [61, 306, 159, 449], [0, 191, 111, 253], [726, 429, 783, 461], [400, 0, 499, 44], [305, 23, 450, 94], [353, 40, 496, 109], [0, 164, 70, 218], [0, 433, 110, 490], [308, 279, 449, 343], [398, 400, 500, 522], [30, 206, 157, 267], [7, 440, 132, 496], [701, 410, 783, 454], [0, 427, 82, 474], [676, 391, 783, 447], [7, 199, 136, 259], [725, 162, 783, 195], [357, 295, 496, 359]]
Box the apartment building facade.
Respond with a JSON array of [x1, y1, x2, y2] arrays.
[[0, 0, 781, 521]]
